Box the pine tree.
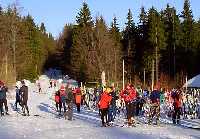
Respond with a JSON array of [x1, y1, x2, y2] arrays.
[[71, 2, 93, 82], [122, 9, 136, 83], [161, 4, 181, 79], [40, 22, 46, 34], [76, 2, 93, 27], [143, 7, 166, 83], [180, 0, 195, 77], [93, 16, 122, 84]]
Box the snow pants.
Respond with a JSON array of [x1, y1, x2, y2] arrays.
[[100, 108, 108, 126], [15, 99, 21, 109], [172, 107, 181, 124], [21, 100, 29, 115], [66, 102, 73, 120], [148, 104, 160, 124], [76, 103, 81, 113], [125, 102, 135, 119], [56, 102, 62, 114], [108, 105, 117, 122]]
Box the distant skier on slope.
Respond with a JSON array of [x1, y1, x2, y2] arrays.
[[55, 90, 62, 114]]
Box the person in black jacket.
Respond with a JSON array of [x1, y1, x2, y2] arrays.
[[19, 80, 29, 116], [15, 86, 21, 110], [0, 81, 9, 116]]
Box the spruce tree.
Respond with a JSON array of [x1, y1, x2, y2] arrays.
[[71, 2, 93, 82], [122, 9, 136, 83]]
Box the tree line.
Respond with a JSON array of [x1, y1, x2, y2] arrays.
[[1, 0, 199, 89], [0, 4, 56, 85], [57, 0, 200, 88]]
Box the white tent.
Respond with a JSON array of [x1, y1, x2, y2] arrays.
[[183, 74, 200, 88]]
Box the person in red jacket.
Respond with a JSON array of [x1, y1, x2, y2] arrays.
[[55, 91, 62, 114], [75, 88, 82, 113], [172, 90, 182, 124], [120, 84, 137, 126], [98, 88, 112, 127]]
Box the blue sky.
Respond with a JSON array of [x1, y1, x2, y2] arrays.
[[0, 0, 199, 38]]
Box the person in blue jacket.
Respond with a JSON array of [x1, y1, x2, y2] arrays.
[[15, 86, 21, 110]]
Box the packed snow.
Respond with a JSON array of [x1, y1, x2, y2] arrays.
[[0, 74, 200, 139]]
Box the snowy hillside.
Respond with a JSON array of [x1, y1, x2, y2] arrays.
[[0, 76, 200, 139]]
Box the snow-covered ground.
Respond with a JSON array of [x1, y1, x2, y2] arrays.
[[0, 76, 200, 139]]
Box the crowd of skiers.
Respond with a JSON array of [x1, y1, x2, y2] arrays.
[[1, 77, 200, 128], [71, 84, 200, 127], [53, 83, 82, 121], [0, 80, 29, 116]]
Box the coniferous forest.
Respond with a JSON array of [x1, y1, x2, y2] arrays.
[[1, 0, 200, 88]]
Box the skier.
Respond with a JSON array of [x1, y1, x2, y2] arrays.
[[60, 85, 66, 114], [75, 87, 82, 113], [0, 81, 9, 116], [55, 91, 62, 114], [148, 87, 160, 125], [108, 87, 118, 123], [120, 84, 137, 126], [15, 86, 21, 110], [19, 80, 29, 116], [65, 86, 74, 120], [172, 90, 182, 124], [38, 82, 42, 93], [98, 88, 112, 127]]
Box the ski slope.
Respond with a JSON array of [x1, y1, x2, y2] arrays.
[[0, 78, 200, 139]]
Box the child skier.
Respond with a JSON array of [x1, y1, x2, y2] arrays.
[[55, 91, 62, 114]]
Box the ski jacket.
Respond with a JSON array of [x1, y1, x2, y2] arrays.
[[150, 90, 160, 104], [55, 92, 60, 103], [75, 93, 82, 104], [20, 85, 28, 102], [16, 88, 21, 101], [120, 87, 137, 102], [66, 89, 74, 104], [174, 98, 182, 109], [98, 92, 112, 109], [0, 86, 7, 100]]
